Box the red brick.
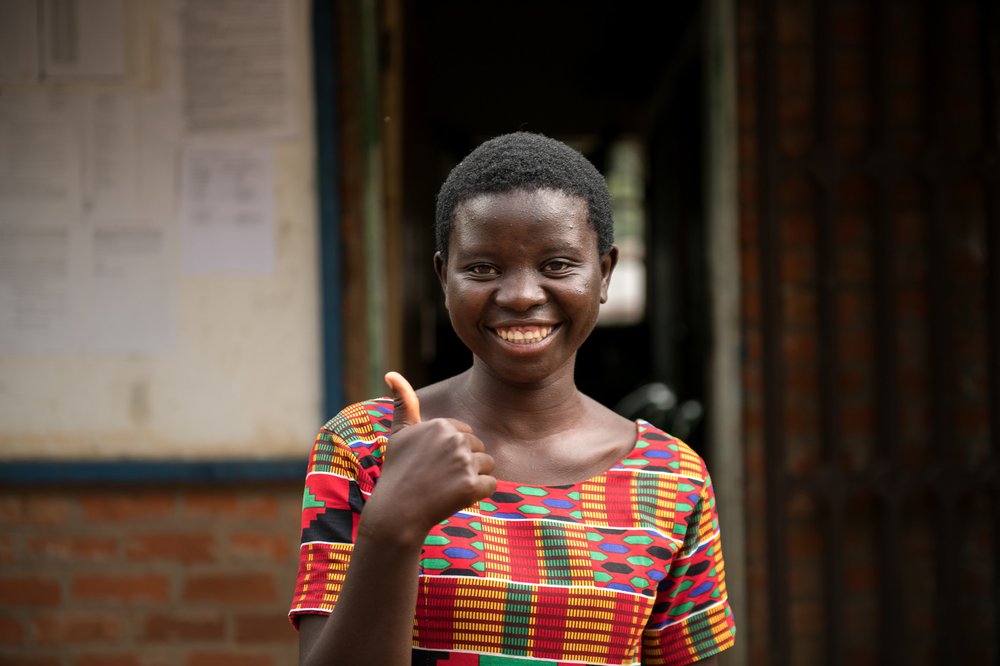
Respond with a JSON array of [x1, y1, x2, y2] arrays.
[[743, 406, 763, 437], [785, 366, 817, 395], [897, 368, 927, 395], [0, 577, 62, 606], [743, 289, 761, 324], [142, 611, 225, 641], [0, 535, 16, 563], [778, 55, 811, 91], [0, 656, 61, 666], [182, 492, 279, 520], [79, 493, 175, 522], [74, 656, 143, 666], [745, 329, 762, 360], [29, 536, 119, 562], [781, 249, 814, 283], [788, 599, 824, 635], [846, 562, 877, 592], [777, 4, 810, 46], [783, 331, 817, 363], [839, 367, 868, 394], [739, 131, 757, 164], [788, 563, 822, 595], [782, 288, 816, 327], [832, 3, 868, 43], [783, 403, 818, 438], [837, 248, 872, 283], [22, 496, 73, 525], [833, 51, 866, 89], [229, 533, 295, 562], [834, 93, 870, 127], [835, 206, 869, 239], [837, 291, 870, 328], [182, 573, 277, 604], [838, 332, 873, 361], [186, 653, 273, 666], [893, 251, 926, 284], [0, 614, 24, 645], [955, 406, 989, 435], [74, 650, 172, 666], [741, 245, 760, 284], [778, 95, 813, 136], [127, 533, 216, 564], [845, 646, 879, 666], [0, 496, 21, 522], [834, 131, 867, 159], [235, 612, 297, 643], [780, 212, 816, 247], [33, 611, 124, 643], [779, 176, 818, 212], [72, 574, 171, 604], [890, 90, 920, 125]]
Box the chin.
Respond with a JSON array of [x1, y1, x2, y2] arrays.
[[476, 356, 575, 387]]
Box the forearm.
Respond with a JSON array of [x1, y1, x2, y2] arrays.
[[298, 382, 495, 665], [300, 527, 423, 666]]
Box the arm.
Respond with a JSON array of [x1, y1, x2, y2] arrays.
[[641, 458, 736, 664], [298, 523, 422, 666], [298, 373, 496, 666]]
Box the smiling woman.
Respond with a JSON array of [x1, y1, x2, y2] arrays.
[[290, 133, 735, 665], [435, 189, 613, 388]]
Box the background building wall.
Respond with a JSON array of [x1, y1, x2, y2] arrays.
[[0, 0, 321, 461], [1, 1, 316, 663], [739, 0, 997, 663], [0, 485, 301, 666]]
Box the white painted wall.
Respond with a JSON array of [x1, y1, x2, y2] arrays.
[[0, 0, 321, 460]]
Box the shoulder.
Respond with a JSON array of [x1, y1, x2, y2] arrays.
[[623, 419, 711, 483], [320, 398, 394, 440], [307, 398, 394, 475]]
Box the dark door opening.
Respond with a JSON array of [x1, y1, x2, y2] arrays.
[[399, 3, 709, 449]]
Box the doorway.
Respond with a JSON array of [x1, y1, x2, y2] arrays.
[[398, 2, 711, 451]]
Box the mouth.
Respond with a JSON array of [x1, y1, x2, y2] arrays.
[[493, 325, 556, 344]]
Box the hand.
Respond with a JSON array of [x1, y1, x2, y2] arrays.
[[360, 372, 496, 544]]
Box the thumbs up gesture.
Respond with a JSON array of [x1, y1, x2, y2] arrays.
[[361, 372, 497, 544], [385, 371, 423, 434]]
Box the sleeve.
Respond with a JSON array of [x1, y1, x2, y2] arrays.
[[641, 470, 736, 664], [288, 400, 392, 627]]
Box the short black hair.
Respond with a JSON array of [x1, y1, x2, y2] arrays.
[[435, 132, 614, 258]]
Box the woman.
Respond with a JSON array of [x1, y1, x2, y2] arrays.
[[291, 132, 735, 665]]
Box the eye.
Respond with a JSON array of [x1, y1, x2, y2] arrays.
[[468, 264, 499, 276], [542, 259, 574, 274]]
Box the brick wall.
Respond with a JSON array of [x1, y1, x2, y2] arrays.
[[739, 0, 996, 662], [0, 484, 303, 665]]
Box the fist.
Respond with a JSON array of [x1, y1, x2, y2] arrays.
[[362, 373, 496, 542]]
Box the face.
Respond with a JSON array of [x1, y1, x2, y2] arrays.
[[434, 188, 617, 386]]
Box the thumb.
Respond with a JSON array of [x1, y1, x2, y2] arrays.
[[385, 371, 421, 434]]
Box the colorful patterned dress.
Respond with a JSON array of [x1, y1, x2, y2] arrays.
[[290, 399, 735, 665]]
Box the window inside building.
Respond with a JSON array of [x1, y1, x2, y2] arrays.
[[599, 137, 646, 326]]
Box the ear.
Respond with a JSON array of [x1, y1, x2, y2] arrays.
[[599, 246, 618, 304], [433, 251, 449, 307]]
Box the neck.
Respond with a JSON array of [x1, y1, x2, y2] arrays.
[[456, 359, 583, 440]]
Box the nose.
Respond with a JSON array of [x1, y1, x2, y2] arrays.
[[494, 269, 547, 311]]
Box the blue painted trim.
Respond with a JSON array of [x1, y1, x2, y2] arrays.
[[312, 0, 345, 417], [0, 460, 306, 485]]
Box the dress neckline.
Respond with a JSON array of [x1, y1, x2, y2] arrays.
[[490, 419, 648, 489]]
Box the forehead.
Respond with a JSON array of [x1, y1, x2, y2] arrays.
[[453, 188, 588, 228], [449, 189, 597, 256]]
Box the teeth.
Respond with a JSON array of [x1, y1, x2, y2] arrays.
[[496, 326, 553, 344]]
